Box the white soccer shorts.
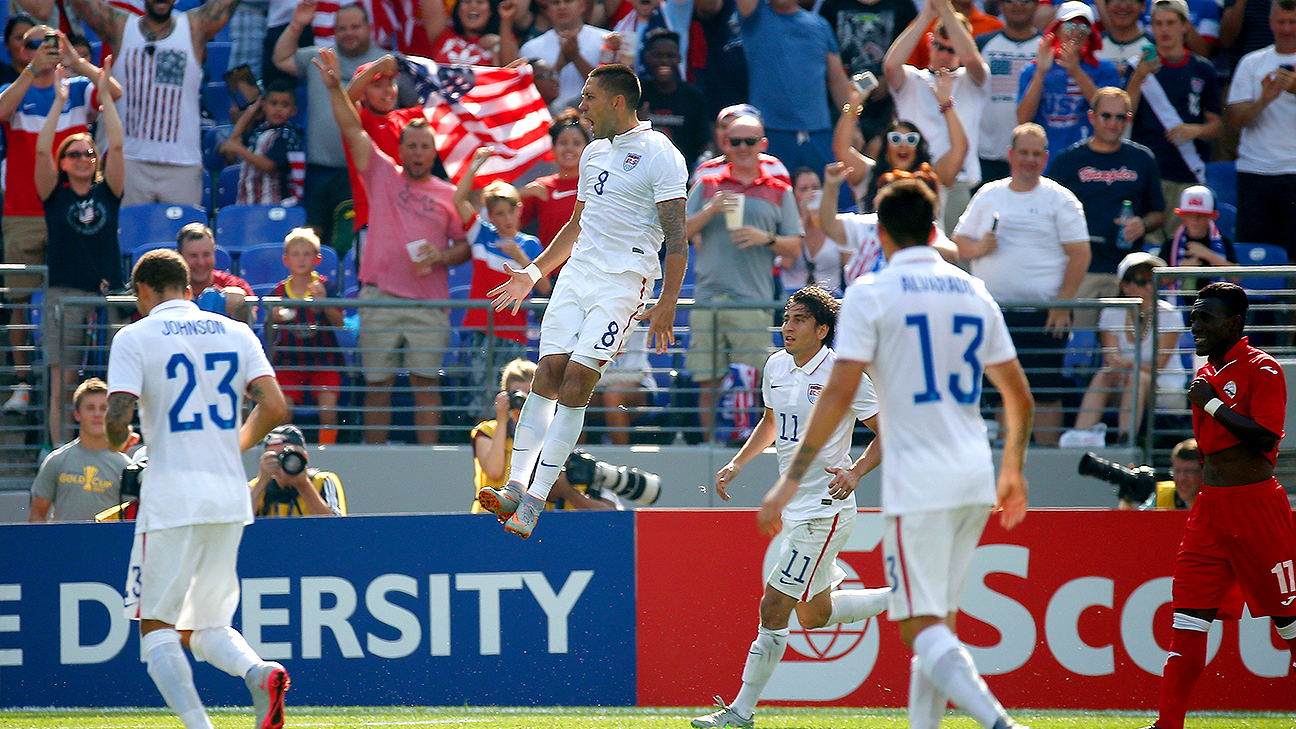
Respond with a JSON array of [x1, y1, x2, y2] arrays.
[[123, 522, 244, 631], [767, 508, 854, 601], [882, 504, 991, 621], [538, 257, 650, 373]]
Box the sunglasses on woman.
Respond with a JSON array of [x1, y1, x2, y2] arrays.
[[63, 149, 97, 160], [887, 131, 921, 147]]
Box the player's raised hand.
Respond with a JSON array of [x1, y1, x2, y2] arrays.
[[995, 469, 1028, 530], [715, 462, 740, 501], [638, 298, 676, 354], [825, 465, 860, 499], [488, 263, 535, 314]]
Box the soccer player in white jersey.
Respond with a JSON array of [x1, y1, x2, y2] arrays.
[[105, 250, 291, 729], [692, 286, 891, 729], [481, 63, 689, 539], [757, 179, 1035, 729]]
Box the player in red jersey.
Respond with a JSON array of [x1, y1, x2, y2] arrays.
[[1143, 282, 1296, 729]]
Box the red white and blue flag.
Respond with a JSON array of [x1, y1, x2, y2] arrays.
[[397, 55, 553, 185]]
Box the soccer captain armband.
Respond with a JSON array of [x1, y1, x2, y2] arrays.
[[1204, 398, 1225, 417]]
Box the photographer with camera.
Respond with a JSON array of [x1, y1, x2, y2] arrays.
[[249, 425, 346, 517], [472, 359, 615, 514]]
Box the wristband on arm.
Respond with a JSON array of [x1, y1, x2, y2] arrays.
[[522, 263, 542, 284]]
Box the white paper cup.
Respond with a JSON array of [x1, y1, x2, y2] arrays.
[[406, 239, 430, 262], [723, 193, 746, 230]]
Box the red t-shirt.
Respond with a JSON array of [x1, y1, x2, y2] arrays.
[[430, 29, 496, 65], [1192, 336, 1286, 466], [345, 106, 427, 231], [520, 174, 579, 247]]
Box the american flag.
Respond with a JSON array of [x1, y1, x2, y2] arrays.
[[397, 55, 553, 185]]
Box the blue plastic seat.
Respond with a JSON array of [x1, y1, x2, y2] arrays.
[[1204, 161, 1237, 209], [118, 204, 208, 250], [215, 204, 307, 252], [204, 41, 232, 82], [203, 82, 233, 126], [1215, 202, 1237, 241], [215, 165, 240, 210], [202, 125, 233, 173], [1234, 242, 1289, 291], [341, 247, 358, 293]]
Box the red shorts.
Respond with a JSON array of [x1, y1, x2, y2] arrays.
[[277, 369, 341, 404], [1172, 478, 1296, 618]]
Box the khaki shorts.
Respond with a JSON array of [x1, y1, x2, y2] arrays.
[[357, 285, 451, 383], [121, 158, 204, 207], [685, 301, 772, 382], [3, 215, 47, 301], [1072, 273, 1119, 331], [123, 523, 244, 631]]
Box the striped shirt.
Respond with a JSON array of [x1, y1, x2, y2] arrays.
[[271, 274, 344, 369], [237, 122, 306, 206]]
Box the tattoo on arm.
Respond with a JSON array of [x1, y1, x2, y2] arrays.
[[67, 0, 127, 47], [194, 0, 242, 36], [105, 392, 137, 446], [657, 198, 687, 257], [247, 378, 265, 403]]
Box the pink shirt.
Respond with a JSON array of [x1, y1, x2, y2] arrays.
[[358, 140, 464, 300]]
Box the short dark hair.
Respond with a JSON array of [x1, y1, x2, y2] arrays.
[[787, 286, 840, 347], [642, 28, 681, 54], [875, 178, 936, 248], [588, 63, 641, 109], [399, 115, 434, 144], [264, 77, 298, 98], [549, 108, 590, 144], [176, 222, 214, 252], [132, 249, 190, 294], [4, 14, 35, 45], [1170, 438, 1200, 464], [1197, 281, 1249, 322]]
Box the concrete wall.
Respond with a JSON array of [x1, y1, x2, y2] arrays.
[[0, 443, 1139, 523]]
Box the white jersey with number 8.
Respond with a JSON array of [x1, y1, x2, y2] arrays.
[[107, 299, 274, 532], [834, 246, 1017, 516]]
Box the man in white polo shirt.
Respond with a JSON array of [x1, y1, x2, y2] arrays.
[[482, 64, 688, 539], [106, 249, 291, 729], [760, 179, 1035, 729], [953, 121, 1089, 446], [692, 285, 889, 729]]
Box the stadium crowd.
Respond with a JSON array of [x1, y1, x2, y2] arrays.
[[2, 0, 1292, 449]]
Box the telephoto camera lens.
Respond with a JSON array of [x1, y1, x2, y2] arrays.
[[278, 446, 308, 476]]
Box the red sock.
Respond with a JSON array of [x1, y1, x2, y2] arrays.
[[1156, 628, 1208, 729]]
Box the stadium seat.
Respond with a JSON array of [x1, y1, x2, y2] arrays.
[[204, 41, 232, 82], [202, 125, 233, 173], [215, 165, 240, 210], [1215, 202, 1237, 241], [1234, 242, 1289, 291], [215, 204, 306, 251], [1204, 161, 1237, 209], [331, 199, 356, 258], [203, 81, 233, 126], [201, 168, 212, 211], [118, 204, 208, 250], [237, 241, 338, 288], [341, 247, 358, 293]]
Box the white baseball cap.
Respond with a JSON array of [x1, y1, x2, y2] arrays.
[[1176, 185, 1216, 216], [1117, 251, 1167, 282], [1057, 1, 1096, 24]]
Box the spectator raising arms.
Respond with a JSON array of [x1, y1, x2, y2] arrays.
[[423, 0, 519, 65], [1017, 1, 1121, 156], [219, 80, 307, 207], [35, 58, 125, 445]]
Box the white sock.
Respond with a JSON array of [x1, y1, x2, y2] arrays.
[[908, 654, 948, 729], [188, 626, 260, 679], [507, 393, 557, 487], [825, 588, 890, 626], [527, 404, 586, 501], [141, 629, 213, 729], [730, 625, 789, 718], [913, 624, 1009, 729]]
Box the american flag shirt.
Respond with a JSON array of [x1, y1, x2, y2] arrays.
[[237, 121, 306, 206], [113, 12, 202, 165]]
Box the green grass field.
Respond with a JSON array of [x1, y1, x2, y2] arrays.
[[0, 708, 1291, 729]]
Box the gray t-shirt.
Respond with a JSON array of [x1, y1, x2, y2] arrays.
[[32, 440, 130, 521], [685, 174, 803, 302], [293, 46, 418, 167]]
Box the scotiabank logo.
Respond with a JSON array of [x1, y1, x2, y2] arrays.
[[757, 513, 1291, 704]]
